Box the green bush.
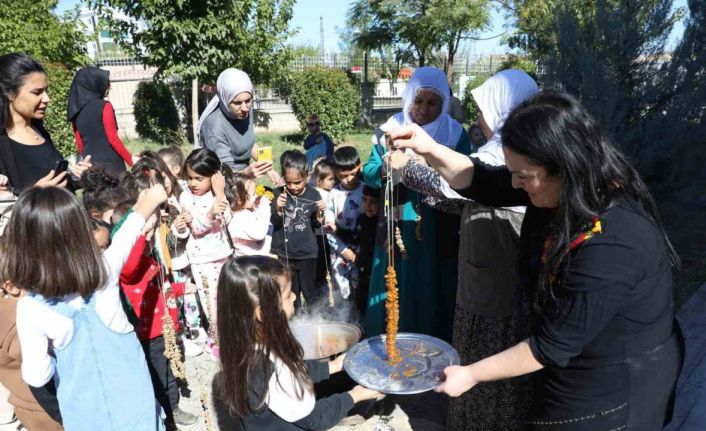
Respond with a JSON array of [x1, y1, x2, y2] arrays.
[[462, 74, 490, 126], [43, 62, 76, 157], [289, 68, 359, 143], [133, 80, 180, 144], [498, 55, 538, 81]]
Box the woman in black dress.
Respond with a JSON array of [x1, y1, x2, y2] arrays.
[[67, 67, 133, 177], [0, 53, 90, 191], [388, 91, 682, 430]]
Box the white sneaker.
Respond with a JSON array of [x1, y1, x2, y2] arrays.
[[181, 337, 203, 358]]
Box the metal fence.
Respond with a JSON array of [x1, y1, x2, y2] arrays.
[[92, 52, 507, 80], [91, 52, 503, 137]]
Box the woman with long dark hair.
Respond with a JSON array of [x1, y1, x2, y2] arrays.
[[388, 91, 682, 430], [67, 67, 133, 176], [0, 53, 90, 191]]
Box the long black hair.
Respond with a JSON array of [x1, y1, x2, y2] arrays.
[[0, 53, 46, 129], [215, 256, 311, 417], [184, 148, 221, 177], [501, 91, 680, 304]]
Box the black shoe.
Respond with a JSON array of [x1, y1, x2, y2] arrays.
[[173, 406, 199, 427]]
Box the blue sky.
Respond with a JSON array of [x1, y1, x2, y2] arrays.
[[57, 0, 688, 55]]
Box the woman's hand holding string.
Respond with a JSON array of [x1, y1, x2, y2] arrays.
[[387, 150, 411, 171], [389, 124, 475, 190], [387, 124, 437, 155]]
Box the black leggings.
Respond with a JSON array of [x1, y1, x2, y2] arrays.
[[287, 258, 318, 310]]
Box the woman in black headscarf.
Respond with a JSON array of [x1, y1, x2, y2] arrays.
[[67, 67, 133, 176]]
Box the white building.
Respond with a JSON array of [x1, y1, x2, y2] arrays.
[[77, 7, 147, 59]]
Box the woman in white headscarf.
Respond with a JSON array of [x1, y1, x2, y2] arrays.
[[196, 68, 273, 177], [361, 67, 470, 342], [388, 69, 539, 430]]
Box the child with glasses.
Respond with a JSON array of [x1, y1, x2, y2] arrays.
[[303, 114, 334, 169]]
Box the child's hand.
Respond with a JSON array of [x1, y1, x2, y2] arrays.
[[181, 210, 193, 225], [210, 198, 228, 218], [348, 385, 385, 403], [211, 172, 226, 197], [142, 213, 158, 237], [184, 282, 197, 294], [342, 248, 356, 263], [329, 353, 346, 374], [316, 200, 326, 213], [323, 221, 336, 233], [276, 192, 287, 213], [0, 174, 9, 191], [174, 214, 188, 232], [134, 184, 168, 219]]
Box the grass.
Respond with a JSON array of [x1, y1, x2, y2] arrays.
[[124, 130, 375, 174]]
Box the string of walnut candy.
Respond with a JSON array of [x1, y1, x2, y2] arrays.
[[384, 134, 402, 366], [201, 274, 217, 343], [200, 385, 215, 431], [155, 222, 185, 382]]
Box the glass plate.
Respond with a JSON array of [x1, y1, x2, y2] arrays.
[[343, 333, 460, 394]]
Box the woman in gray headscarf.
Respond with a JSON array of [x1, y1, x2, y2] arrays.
[[196, 68, 273, 178]]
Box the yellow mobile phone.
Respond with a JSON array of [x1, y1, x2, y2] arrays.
[[257, 146, 272, 162]]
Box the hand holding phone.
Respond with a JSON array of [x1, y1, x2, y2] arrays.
[[54, 160, 69, 178], [256, 146, 272, 162]]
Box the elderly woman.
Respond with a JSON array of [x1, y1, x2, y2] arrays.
[[389, 91, 682, 430], [391, 69, 539, 430], [0, 53, 90, 192], [196, 68, 274, 179], [362, 66, 469, 341]]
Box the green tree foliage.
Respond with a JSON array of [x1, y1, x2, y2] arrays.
[[461, 74, 490, 125], [91, 0, 295, 84], [542, 0, 682, 164], [505, 0, 706, 294], [498, 54, 537, 79], [0, 0, 89, 156], [346, 0, 490, 71], [133, 80, 180, 144], [289, 68, 359, 143], [427, 0, 491, 81]]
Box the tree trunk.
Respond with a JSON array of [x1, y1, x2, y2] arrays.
[[191, 77, 199, 145]]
